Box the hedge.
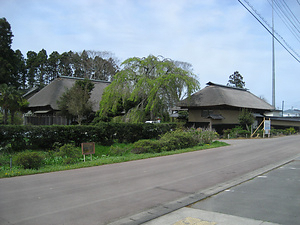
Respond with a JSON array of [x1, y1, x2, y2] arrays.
[[132, 129, 218, 154], [0, 123, 177, 152]]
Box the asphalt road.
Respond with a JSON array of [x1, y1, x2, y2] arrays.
[[0, 135, 299, 225]]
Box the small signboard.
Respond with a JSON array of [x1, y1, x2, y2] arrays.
[[81, 142, 95, 161], [264, 120, 271, 135], [82, 142, 95, 155]]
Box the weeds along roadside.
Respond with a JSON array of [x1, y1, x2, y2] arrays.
[[0, 129, 226, 178]]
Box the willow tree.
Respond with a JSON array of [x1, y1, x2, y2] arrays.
[[98, 55, 200, 122]]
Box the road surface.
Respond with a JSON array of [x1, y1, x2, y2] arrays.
[[0, 135, 299, 225]]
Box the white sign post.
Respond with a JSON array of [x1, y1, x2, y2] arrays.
[[264, 119, 271, 138]]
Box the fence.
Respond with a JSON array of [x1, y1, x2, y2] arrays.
[[24, 116, 69, 125]]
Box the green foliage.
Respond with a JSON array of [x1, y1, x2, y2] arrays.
[[271, 127, 297, 136], [0, 141, 228, 178], [109, 145, 131, 156], [201, 130, 219, 144], [0, 123, 177, 151], [0, 17, 20, 88], [178, 110, 189, 120], [0, 84, 29, 124], [223, 126, 251, 138], [56, 144, 81, 158], [227, 71, 245, 88], [285, 127, 296, 134], [132, 139, 161, 154], [57, 78, 95, 125], [13, 151, 44, 169], [238, 109, 254, 131], [97, 55, 200, 122], [224, 126, 297, 139], [132, 129, 217, 154], [56, 144, 81, 164], [159, 129, 198, 151]]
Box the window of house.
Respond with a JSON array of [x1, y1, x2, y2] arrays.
[[201, 110, 213, 117]]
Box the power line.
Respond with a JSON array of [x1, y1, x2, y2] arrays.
[[268, 0, 300, 43], [274, 0, 300, 36], [238, 0, 300, 63], [281, 0, 300, 27]]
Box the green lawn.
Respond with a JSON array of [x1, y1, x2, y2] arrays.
[[0, 141, 228, 178]]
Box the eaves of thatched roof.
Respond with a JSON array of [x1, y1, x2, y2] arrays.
[[27, 76, 110, 112], [178, 82, 274, 111]]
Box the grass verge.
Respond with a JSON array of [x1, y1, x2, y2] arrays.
[[0, 141, 228, 178]]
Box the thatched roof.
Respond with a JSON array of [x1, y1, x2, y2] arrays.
[[27, 77, 110, 112], [178, 82, 274, 111]]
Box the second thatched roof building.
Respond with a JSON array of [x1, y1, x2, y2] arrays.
[[177, 82, 274, 132]]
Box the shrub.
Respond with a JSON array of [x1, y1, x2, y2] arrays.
[[285, 127, 296, 135], [132, 139, 161, 154], [223, 126, 250, 138], [0, 123, 177, 152], [131, 129, 217, 154], [200, 130, 218, 144], [13, 151, 44, 169], [159, 129, 198, 151], [56, 144, 81, 164]]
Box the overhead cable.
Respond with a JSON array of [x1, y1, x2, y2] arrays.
[[238, 0, 300, 63]]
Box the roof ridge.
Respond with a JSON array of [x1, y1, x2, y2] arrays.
[[206, 81, 247, 91], [59, 76, 111, 83]]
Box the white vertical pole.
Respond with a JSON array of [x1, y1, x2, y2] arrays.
[[272, 0, 276, 108]]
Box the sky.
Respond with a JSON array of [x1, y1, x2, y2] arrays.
[[1, 0, 299, 110]]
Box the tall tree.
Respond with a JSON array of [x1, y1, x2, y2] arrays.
[[14, 49, 27, 89], [36, 49, 48, 87], [47, 51, 60, 82], [227, 71, 245, 88], [85, 50, 119, 81], [98, 55, 200, 122], [0, 18, 19, 87], [71, 50, 119, 80], [26, 51, 38, 88], [57, 79, 95, 125], [59, 51, 73, 77]]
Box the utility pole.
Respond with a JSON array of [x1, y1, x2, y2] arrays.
[[272, 0, 276, 108]]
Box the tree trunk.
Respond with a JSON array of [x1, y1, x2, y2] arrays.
[[3, 109, 8, 125], [10, 110, 15, 124]]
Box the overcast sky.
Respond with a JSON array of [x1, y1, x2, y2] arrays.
[[1, 0, 299, 109]]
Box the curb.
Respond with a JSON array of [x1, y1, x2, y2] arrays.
[[108, 154, 300, 225]]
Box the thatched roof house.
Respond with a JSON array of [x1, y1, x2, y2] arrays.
[[179, 82, 274, 111], [178, 82, 274, 132], [25, 76, 110, 125]]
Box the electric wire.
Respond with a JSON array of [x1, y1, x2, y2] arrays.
[[281, 0, 300, 27], [274, 0, 300, 36], [238, 0, 300, 63], [268, 0, 300, 43]]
